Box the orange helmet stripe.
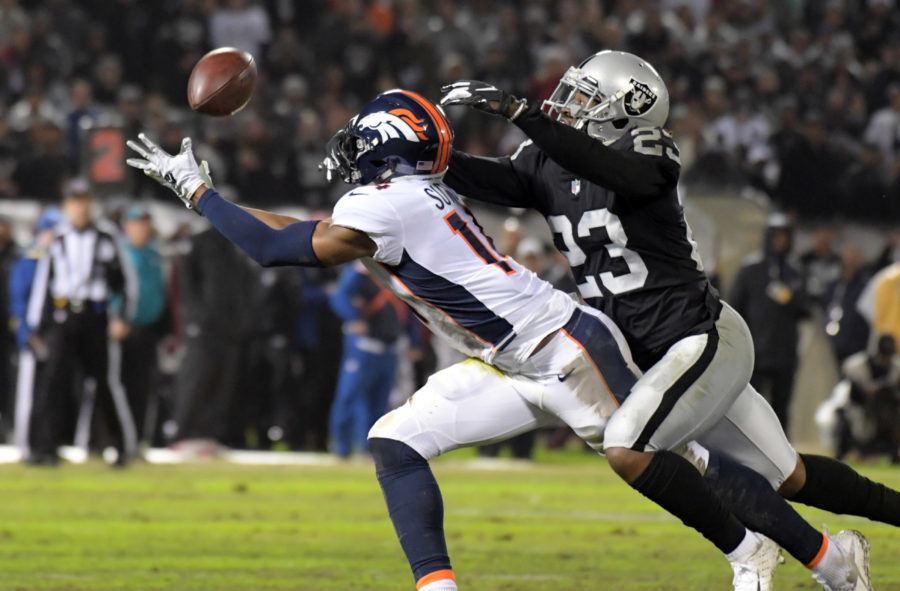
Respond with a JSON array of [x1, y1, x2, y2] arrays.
[[398, 90, 452, 174]]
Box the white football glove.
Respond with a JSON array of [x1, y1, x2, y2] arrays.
[[199, 160, 215, 190], [126, 133, 207, 210]]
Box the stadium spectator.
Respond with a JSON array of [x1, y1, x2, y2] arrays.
[[837, 142, 895, 222], [863, 84, 900, 165], [64, 77, 99, 163], [232, 265, 303, 449], [8, 207, 60, 454], [11, 118, 70, 201], [730, 214, 810, 431], [118, 206, 167, 446], [7, 85, 61, 135], [824, 243, 873, 366], [328, 262, 406, 458], [209, 0, 272, 60], [799, 226, 841, 306], [773, 112, 847, 219], [287, 109, 333, 208], [172, 221, 255, 447], [871, 233, 900, 274], [0, 215, 17, 436], [91, 54, 124, 107], [836, 335, 900, 462], [294, 266, 342, 451], [860, 261, 900, 348]]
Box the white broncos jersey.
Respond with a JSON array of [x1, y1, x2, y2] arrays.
[[331, 176, 576, 372]]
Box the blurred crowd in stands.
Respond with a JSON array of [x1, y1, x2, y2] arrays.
[[0, 0, 898, 462], [0, 0, 899, 219]]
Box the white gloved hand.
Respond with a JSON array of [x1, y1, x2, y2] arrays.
[[199, 160, 215, 190], [126, 133, 206, 209]]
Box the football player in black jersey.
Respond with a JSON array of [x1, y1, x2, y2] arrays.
[[442, 51, 898, 590]]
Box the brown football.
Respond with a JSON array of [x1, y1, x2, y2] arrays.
[[187, 47, 257, 116]]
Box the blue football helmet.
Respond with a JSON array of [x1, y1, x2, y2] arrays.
[[321, 89, 454, 185]]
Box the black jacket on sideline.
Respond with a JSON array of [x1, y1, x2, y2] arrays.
[[730, 251, 809, 370]]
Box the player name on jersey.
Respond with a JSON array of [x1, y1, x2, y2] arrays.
[[331, 176, 576, 371]]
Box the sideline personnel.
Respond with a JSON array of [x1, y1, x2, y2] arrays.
[[25, 179, 137, 466]]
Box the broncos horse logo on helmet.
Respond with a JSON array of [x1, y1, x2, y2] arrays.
[[356, 108, 431, 144], [320, 90, 453, 185]]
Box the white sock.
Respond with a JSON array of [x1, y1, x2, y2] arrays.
[[418, 578, 458, 591], [811, 535, 847, 581], [725, 529, 760, 562]]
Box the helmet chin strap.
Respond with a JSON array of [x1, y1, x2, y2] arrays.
[[576, 83, 636, 144]]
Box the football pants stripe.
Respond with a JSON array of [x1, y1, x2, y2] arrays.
[[630, 327, 719, 451]]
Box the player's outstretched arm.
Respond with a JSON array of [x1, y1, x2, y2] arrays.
[[240, 207, 303, 229], [511, 104, 678, 200], [125, 133, 375, 268], [441, 80, 677, 201], [444, 150, 538, 209], [189, 185, 375, 267]]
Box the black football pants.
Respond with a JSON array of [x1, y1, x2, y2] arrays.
[[29, 308, 131, 458], [121, 323, 161, 443]]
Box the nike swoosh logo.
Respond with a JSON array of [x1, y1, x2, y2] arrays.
[[557, 369, 575, 382], [346, 191, 366, 197]]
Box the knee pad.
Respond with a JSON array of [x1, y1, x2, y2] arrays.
[[570, 423, 605, 451], [367, 400, 442, 460], [603, 406, 643, 452]]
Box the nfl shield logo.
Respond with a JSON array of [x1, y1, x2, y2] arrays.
[[571, 179, 581, 195]]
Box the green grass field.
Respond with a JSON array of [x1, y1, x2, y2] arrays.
[[1, 451, 898, 591]]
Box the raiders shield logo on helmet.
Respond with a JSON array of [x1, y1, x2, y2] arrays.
[[624, 78, 658, 117]]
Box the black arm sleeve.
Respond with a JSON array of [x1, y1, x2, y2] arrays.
[[513, 104, 678, 201], [445, 149, 538, 209]]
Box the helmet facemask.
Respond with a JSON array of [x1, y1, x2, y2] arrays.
[[321, 116, 364, 184]]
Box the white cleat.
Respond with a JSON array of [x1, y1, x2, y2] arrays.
[[730, 534, 781, 591], [812, 529, 873, 591]]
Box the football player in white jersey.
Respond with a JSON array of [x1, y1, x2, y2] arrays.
[[127, 89, 861, 591]]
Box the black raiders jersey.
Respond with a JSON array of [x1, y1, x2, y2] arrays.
[[446, 112, 721, 369]]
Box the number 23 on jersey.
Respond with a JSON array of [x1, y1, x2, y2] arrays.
[[549, 209, 648, 297]]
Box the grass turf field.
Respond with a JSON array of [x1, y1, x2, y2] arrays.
[[1, 450, 898, 591]]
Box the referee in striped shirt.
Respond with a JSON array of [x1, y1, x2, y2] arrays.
[[25, 179, 138, 466]]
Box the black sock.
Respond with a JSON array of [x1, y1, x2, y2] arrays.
[[370, 437, 452, 581], [631, 450, 747, 553], [704, 453, 823, 565], [792, 453, 900, 526]]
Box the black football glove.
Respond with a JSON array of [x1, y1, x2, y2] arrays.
[[440, 80, 527, 120]]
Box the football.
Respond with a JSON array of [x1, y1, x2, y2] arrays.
[[187, 47, 257, 116]]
